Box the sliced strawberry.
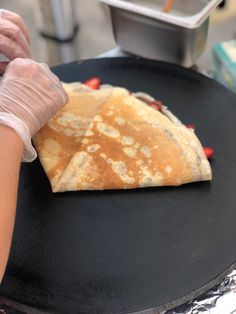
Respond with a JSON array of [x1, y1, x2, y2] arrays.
[[135, 97, 163, 111], [186, 124, 196, 129], [204, 147, 214, 159], [136, 95, 152, 104], [83, 77, 101, 89], [150, 104, 161, 111], [149, 100, 163, 111]]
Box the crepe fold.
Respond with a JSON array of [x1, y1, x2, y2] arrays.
[[33, 83, 212, 192]]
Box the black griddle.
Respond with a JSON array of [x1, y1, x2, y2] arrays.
[[1, 58, 236, 314]]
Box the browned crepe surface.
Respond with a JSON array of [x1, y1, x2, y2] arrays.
[[34, 83, 212, 192]]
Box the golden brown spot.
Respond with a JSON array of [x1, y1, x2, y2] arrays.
[[87, 144, 101, 153], [140, 146, 151, 158], [114, 116, 125, 125], [121, 136, 134, 145], [123, 147, 136, 158], [97, 122, 120, 138]]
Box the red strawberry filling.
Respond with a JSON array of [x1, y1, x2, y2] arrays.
[[83, 77, 101, 89], [186, 124, 196, 129], [203, 147, 214, 159]]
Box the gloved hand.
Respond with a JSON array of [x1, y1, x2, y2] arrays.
[[0, 9, 30, 74], [0, 58, 68, 162]]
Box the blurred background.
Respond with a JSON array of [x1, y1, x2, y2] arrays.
[[0, 0, 116, 65], [0, 0, 235, 71]]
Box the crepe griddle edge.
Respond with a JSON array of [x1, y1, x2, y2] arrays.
[[0, 58, 236, 314]]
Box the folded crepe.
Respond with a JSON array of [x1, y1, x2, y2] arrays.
[[33, 83, 212, 192]]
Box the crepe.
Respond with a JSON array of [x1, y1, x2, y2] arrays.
[[33, 83, 212, 192]]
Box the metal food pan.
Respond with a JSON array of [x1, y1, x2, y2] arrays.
[[102, 0, 222, 67]]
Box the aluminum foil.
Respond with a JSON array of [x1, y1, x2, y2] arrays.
[[165, 269, 236, 314], [1, 270, 236, 313]]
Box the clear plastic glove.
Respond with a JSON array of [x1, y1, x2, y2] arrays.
[[0, 9, 31, 74], [0, 58, 68, 162]]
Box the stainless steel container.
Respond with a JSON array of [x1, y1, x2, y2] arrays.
[[101, 0, 222, 67]]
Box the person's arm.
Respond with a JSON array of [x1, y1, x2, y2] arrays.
[[0, 8, 30, 282], [0, 124, 23, 282], [0, 58, 68, 283], [0, 9, 67, 283]]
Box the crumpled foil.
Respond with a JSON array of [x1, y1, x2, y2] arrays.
[[1, 270, 236, 313], [165, 269, 236, 314]]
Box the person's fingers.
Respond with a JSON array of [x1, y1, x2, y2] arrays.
[[53, 81, 69, 105], [0, 34, 28, 60], [37, 67, 68, 106], [0, 61, 8, 75], [0, 9, 30, 44], [0, 19, 30, 57], [40, 63, 61, 83], [11, 59, 68, 105], [37, 63, 68, 105], [0, 57, 69, 137]]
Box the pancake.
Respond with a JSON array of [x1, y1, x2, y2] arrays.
[[33, 83, 212, 192]]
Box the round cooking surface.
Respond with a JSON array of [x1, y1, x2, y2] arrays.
[[1, 58, 236, 314]]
